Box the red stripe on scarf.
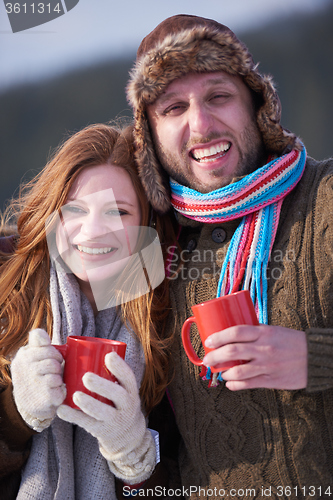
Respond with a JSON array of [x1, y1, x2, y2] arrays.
[[171, 150, 298, 215], [231, 212, 258, 293]]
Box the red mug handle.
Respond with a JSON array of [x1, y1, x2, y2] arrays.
[[181, 316, 203, 366]]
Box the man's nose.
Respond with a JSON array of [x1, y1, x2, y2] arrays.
[[187, 102, 213, 137]]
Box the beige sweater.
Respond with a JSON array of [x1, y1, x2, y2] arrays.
[[167, 157, 333, 499]]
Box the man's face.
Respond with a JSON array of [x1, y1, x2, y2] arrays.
[[147, 71, 266, 193]]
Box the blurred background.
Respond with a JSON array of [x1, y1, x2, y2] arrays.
[[1, 0, 333, 212]]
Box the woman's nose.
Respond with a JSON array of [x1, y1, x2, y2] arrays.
[[80, 212, 123, 238]]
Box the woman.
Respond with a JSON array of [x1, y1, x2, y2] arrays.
[[0, 123, 177, 499]]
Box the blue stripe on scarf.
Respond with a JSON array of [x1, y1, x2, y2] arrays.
[[170, 146, 307, 222]]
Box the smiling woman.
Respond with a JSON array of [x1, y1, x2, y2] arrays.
[[54, 165, 141, 304], [0, 123, 178, 499]]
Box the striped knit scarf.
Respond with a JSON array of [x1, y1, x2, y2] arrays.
[[170, 145, 307, 325]]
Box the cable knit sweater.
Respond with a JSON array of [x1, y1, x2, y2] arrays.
[[0, 288, 145, 500], [1, 158, 333, 499], [166, 157, 333, 499]]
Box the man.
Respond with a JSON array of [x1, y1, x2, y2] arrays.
[[126, 14, 333, 498]]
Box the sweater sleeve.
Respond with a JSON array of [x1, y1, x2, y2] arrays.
[[306, 329, 333, 391], [305, 160, 333, 391], [0, 383, 35, 478]]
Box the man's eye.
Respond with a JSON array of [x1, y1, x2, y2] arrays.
[[163, 104, 186, 116], [210, 93, 230, 102]]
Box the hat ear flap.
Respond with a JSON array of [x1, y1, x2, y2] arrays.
[[128, 15, 302, 209], [134, 109, 171, 214], [247, 72, 299, 154]]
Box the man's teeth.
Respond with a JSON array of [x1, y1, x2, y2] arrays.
[[77, 245, 115, 255], [192, 142, 231, 161]]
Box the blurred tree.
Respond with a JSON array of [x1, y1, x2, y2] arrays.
[[0, 57, 133, 211], [1, 2, 333, 210], [242, 2, 333, 159]]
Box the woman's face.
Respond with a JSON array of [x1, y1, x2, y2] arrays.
[[55, 164, 141, 285]]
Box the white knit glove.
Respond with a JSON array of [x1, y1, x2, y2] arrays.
[[57, 352, 156, 485], [11, 328, 66, 432]]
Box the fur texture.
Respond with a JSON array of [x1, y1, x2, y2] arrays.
[[126, 15, 301, 214]]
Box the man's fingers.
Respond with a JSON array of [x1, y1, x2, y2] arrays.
[[205, 324, 261, 349], [220, 360, 264, 380], [225, 378, 267, 391], [203, 341, 256, 368]]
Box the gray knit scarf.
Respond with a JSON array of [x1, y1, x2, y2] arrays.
[[17, 264, 145, 500]]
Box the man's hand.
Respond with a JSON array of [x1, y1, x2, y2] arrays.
[[203, 325, 308, 391]]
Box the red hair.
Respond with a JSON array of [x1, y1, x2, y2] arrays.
[[0, 123, 178, 413]]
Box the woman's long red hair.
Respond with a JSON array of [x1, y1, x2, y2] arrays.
[[0, 123, 177, 414]]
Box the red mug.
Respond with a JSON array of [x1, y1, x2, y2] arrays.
[[54, 336, 127, 409], [181, 290, 258, 372]]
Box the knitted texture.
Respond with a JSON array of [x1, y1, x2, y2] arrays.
[[166, 158, 333, 497], [126, 14, 302, 214], [170, 146, 306, 324], [11, 329, 66, 432], [17, 264, 145, 500], [57, 352, 156, 485]]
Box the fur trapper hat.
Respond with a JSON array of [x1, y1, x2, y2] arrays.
[[127, 14, 300, 214]]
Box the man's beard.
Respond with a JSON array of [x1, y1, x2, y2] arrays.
[[153, 124, 267, 193]]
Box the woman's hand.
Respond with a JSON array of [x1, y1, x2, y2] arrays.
[[11, 328, 66, 431], [57, 352, 156, 485]]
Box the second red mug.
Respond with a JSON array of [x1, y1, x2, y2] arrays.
[[181, 290, 258, 373]]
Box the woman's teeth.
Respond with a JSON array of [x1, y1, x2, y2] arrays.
[[192, 142, 231, 162], [77, 245, 115, 255]]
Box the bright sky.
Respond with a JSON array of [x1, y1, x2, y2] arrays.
[[0, 0, 330, 91]]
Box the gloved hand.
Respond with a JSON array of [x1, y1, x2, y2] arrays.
[[57, 352, 156, 485], [11, 328, 66, 432]]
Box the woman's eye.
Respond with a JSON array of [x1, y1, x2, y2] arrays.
[[107, 209, 128, 216], [61, 205, 85, 214]]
